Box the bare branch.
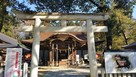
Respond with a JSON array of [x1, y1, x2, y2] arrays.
[[88, 0, 101, 9]]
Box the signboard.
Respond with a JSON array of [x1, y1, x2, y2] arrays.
[[104, 52, 136, 73], [4, 48, 22, 77]]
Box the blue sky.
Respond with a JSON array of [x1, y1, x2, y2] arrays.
[[132, 5, 136, 19]]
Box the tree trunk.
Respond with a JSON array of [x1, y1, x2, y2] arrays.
[[0, 23, 3, 31], [121, 30, 128, 45], [0, 0, 9, 31], [106, 33, 112, 50], [0, 13, 5, 31], [118, 17, 128, 45]]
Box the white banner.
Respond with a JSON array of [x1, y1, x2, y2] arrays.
[[104, 52, 136, 73], [4, 48, 22, 77]]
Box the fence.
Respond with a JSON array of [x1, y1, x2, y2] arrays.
[[99, 68, 136, 77], [0, 66, 136, 77]]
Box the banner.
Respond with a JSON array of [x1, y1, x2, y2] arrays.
[[4, 48, 22, 77], [104, 52, 136, 73]]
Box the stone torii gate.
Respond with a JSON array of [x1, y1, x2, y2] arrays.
[[16, 13, 109, 77]]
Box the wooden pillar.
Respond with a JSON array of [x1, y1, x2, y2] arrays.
[[72, 44, 74, 65], [74, 50, 77, 65], [87, 19, 98, 77], [52, 44, 55, 66], [56, 44, 59, 66], [42, 50, 45, 65], [67, 44, 70, 66], [68, 45, 73, 65], [81, 48, 83, 59], [30, 18, 41, 77], [68, 44, 70, 59], [80, 48, 84, 64], [49, 50, 52, 66]]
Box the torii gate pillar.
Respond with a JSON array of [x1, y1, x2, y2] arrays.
[[30, 18, 41, 77], [87, 19, 98, 77]]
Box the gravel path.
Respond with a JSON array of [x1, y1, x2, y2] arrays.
[[43, 68, 89, 77]]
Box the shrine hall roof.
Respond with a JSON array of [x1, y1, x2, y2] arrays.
[[21, 32, 87, 43]]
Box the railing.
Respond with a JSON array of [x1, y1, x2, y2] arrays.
[[99, 68, 136, 77], [1, 66, 136, 77]]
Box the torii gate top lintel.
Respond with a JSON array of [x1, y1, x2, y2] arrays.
[[15, 12, 109, 20]]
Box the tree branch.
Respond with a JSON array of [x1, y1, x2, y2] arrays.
[[88, 0, 102, 9]]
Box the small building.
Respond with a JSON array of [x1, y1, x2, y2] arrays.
[[0, 33, 29, 66], [123, 42, 136, 51]]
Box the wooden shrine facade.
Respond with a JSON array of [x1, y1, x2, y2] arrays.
[[22, 32, 97, 66]]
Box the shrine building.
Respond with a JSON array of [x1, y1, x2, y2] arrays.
[[15, 12, 109, 77], [21, 32, 104, 66]]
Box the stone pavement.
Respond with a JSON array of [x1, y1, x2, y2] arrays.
[[43, 67, 90, 77]]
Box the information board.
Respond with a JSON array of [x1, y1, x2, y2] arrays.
[[104, 52, 136, 73], [4, 48, 22, 77]]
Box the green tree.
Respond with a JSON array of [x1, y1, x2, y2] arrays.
[[0, 0, 33, 39], [1, 0, 136, 50], [103, 1, 136, 49], [0, 0, 33, 31], [0, 0, 9, 31], [19, 0, 136, 50], [0, 0, 17, 31], [28, 0, 114, 13], [29, 0, 94, 13], [127, 19, 136, 43]]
